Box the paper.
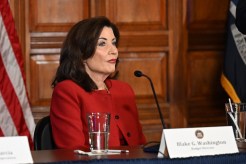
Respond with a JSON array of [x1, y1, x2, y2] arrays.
[[0, 136, 33, 164], [158, 126, 239, 158]]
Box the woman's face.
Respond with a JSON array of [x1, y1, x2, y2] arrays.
[[84, 27, 118, 79]]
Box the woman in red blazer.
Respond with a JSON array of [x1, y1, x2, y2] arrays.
[[50, 16, 146, 150]]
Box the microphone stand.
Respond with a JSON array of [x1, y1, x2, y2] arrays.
[[134, 70, 166, 153], [141, 74, 166, 129]]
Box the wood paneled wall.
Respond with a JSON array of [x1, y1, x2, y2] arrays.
[[11, 0, 229, 142], [186, 0, 229, 127]]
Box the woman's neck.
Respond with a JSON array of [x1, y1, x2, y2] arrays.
[[89, 74, 108, 90]]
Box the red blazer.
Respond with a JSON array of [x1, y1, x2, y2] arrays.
[[50, 79, 146, 149]]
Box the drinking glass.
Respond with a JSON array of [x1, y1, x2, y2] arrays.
[[87, 112, 110, 153], [225, 103, 246, 142]]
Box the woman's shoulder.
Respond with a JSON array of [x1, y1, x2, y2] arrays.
[[55, 80, 79, 87], [54, 80, 83, 92], [108, 79, 134, 92], [109, 79, 131, 87]]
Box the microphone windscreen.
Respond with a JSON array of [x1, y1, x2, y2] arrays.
[[134, 70, 142, 77]]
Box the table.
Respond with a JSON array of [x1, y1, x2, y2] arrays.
[[31, 145, 246, 164], [32, 146, 156, 163]]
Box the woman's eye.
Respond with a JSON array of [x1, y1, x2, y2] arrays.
[[112, 41, 117, 46], [98, 41, 106, 46]]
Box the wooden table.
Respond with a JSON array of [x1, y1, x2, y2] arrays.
[[32, 146, 157, 163], [31, 143, 246, 163]]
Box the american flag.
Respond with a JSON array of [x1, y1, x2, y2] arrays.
[[0, 0, 35, 148]]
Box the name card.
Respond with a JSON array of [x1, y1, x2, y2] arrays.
[[158, 126, 238, 158], [0, 136, 33, 164]]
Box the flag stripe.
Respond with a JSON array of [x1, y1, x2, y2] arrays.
[[0, 0, 35, 147], [0, 91, 18, 136], [0, 52, 28, 136], [230, 1, 236, 17], [0, 128, 3, 136], [0, 14, 35, 138]]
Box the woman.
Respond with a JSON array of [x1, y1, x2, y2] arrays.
[[50, 16, 146, 150]]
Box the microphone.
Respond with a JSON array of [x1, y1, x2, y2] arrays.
[[134, 70, 166, 153], [134, 70, 166, 129]]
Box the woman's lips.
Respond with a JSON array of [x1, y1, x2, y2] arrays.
[[108, 59, 117, 63]]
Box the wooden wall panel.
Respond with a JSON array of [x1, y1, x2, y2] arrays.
[[119, 31, 169, 52], [166, 0, 188, 128], [186, 0, 229, 127], [186, 51, 227, 127], [29, 32, 66, 107], [115, 0, 163, 22], [117, 53, 167, 99], [112, 0, 168, 52], [188, 0, 229, 50], [187, 51, 224, 100], [114, 0, 166, 30], [189, 0, 228, 24], [29, 0, 89, 31], [30, 55, 59, 105]]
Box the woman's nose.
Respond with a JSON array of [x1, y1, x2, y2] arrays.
[[109, 45, 118, 55]]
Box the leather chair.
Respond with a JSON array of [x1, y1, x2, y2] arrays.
[[34, 115, 56, 150]]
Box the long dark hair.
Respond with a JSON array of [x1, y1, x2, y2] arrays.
[[51, 16, 120, 92]]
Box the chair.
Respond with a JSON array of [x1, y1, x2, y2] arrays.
[[34, 115, 56, 150]]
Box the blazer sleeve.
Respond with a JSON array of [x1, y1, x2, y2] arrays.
[[50, 82, 87, 150]]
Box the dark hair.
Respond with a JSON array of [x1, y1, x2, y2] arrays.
[[51, 16, 120, 92]]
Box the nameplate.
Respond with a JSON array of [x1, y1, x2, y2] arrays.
[[0, 136, 33, 163], [158, 126, 238, 158]]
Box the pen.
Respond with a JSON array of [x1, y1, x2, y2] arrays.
[[108, 150, 129, 153], [74, 149, 129, 155]]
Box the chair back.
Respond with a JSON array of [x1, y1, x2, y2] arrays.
[[34, 115, 56, 150]]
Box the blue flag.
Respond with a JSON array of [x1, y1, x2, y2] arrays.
[[221, 0, 246, 103]]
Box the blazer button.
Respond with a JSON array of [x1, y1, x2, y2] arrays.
[[127, 132, 131, 137], [115, 115, 119, 119]]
